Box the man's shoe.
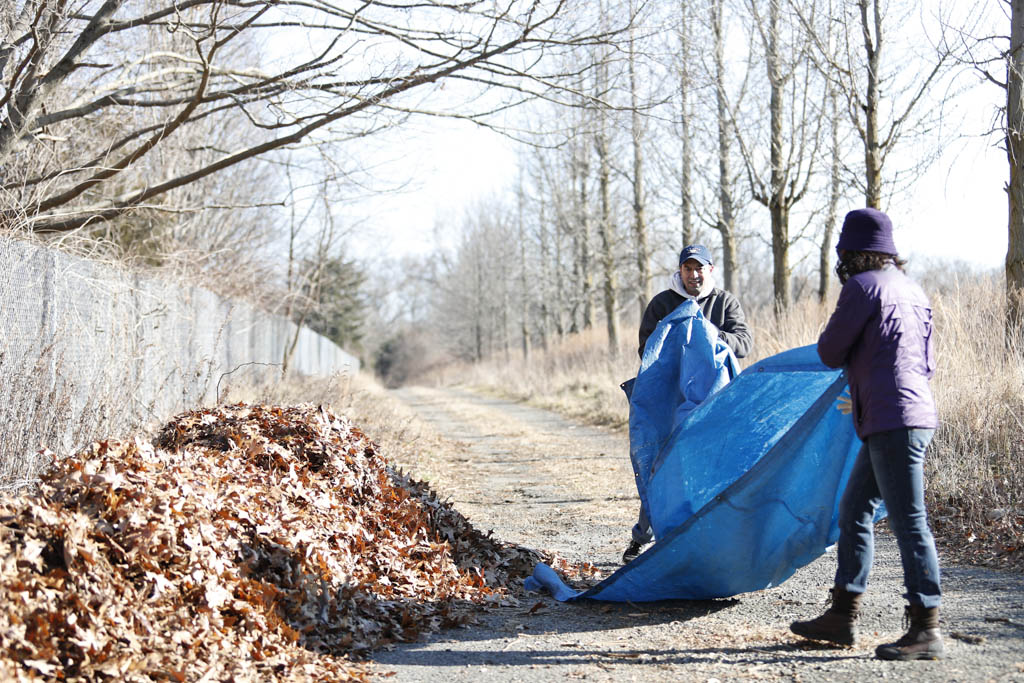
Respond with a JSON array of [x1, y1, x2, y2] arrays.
[[622, 540, 645, 563]]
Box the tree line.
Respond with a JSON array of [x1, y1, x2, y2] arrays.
[[0, 0, 619, 361], [378, 0, 1024, 378], [1, 1, 1021, 379]]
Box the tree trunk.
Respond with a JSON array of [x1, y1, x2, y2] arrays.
[[501, 284, 511, 363], [576, 140, 595, 331], [721, 230, 738, 294], [517, 185, 531, 361], [554, 214, 567, 339], [820, 85, 841, 303], [1008, 0, 1024, 346], [712, 0, 737, 293], [538, 199, 551, 352], [596, 128, 620, 355], [629, 12, 650, 319], [474, 244, 484, 362], [767, 0, 791, 314], [570, 229, 582, 334], [679, 0, 695, 247], [771, 202, 791, 315], [860, 0, 883, 208]]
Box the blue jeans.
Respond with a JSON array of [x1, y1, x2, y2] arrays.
[[631, 502, 653, 545], [624, 376, 652, 544], [835, 428, 941, 608]]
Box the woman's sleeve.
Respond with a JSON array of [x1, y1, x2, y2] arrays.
[[817, 281, 871, 368]]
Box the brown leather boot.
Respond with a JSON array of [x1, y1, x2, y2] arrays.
[[875, 605, 945, 660], [790, 587, 862, 646]]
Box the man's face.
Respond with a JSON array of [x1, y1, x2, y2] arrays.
[[680, 259, 712, 296]]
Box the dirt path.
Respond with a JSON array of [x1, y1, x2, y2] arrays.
[[370, 386, 1024, 682]]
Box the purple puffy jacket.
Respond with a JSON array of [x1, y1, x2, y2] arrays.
[[817, 264, 938, 439]]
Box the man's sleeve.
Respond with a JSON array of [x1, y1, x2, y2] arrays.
[[817, 281, 871, 368], [717, 293, 753, 359], [638, 297, 663, 358]]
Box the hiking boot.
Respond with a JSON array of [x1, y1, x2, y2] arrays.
[[875, 605, 945, 661], [622, 540, 646, 563], [790, 587, 862, 646]]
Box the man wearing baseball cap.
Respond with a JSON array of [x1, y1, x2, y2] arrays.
[[635, 244, 752, 361], [622, 243, 753, 562]]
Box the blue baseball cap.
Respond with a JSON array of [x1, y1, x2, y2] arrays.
[[679, 244, 713, 266]]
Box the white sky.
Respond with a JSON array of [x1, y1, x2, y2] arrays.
[[348, 120, 519, 261], [886, 82, 1008, 272], [349, 117, 1010, 272], [294, 0, 1008, 275], [897, 145, 1007, 271], [343, 0, 1010, 274]]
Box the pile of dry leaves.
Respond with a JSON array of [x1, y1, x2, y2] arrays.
[[0, 403, 573, 681]]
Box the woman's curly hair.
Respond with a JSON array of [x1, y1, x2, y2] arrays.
[[835, 250, 907, 284]]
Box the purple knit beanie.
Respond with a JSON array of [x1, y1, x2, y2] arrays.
[[836, 208, 897, 255]]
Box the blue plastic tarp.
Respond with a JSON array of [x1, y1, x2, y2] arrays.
[[525, 303, 866, 602], [626, 301, 741, 526]]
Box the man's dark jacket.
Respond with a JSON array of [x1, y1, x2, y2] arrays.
[[638, 288, 753, 359]]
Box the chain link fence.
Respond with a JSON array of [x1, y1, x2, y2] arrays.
[[0, 234, 359, 488]]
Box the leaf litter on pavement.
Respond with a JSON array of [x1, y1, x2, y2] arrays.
[[0, 403, 595, 681]]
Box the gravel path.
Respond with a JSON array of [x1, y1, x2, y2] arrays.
[[370, 386, 1024, 682]]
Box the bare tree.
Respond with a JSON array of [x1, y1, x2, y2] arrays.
[[819, 82, 844, 303], [441, 219, 489, 363], [646, 0, 711, 263], [738, 0, 824, 314], [536, 199, 553, 352], [571, 130, 596, 332], [528, 136, 577, 341], [795, 0, 959, 208], [710, 0, 743, 291], [0, 0, 611, 236], [954, 2, 1024, 345], [515, 171, 532, 360], [1006, 0, 1024, 343], [531, 143, 570, 344], [627, 0, 651, 318], [590, 0, 622, 354], [281, 175, 335, 375], [678, 0, 697, 248]]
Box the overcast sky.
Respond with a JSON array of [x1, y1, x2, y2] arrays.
[[350, 114, 1008, 273], [345, 9, 1010, 275]]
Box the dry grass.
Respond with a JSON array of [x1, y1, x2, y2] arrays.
[[0, 341, 74, 490], [434, 328, 640, 431], [924, 280, 1024, 569], [1, 304, 150, 492], [427, 277, 1024, 571]]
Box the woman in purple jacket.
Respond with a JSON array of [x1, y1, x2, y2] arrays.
[[790, 208, 944, 661]]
